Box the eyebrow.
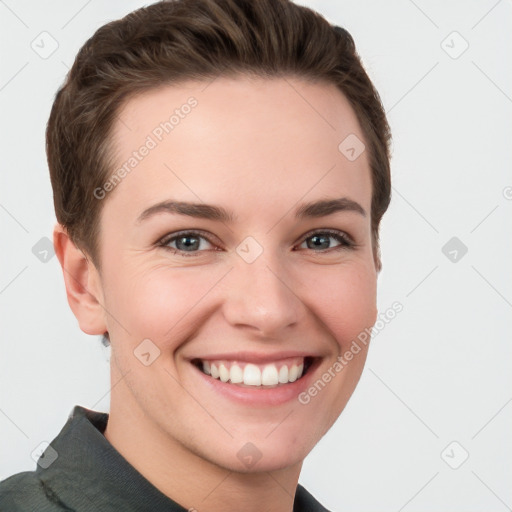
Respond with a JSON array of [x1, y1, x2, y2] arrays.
[[136, 196, 366, 224]]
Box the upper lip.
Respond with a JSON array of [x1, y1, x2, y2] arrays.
[[188, 351, 322, 364]]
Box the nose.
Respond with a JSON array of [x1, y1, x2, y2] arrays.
[[221, 249, 302, 338]]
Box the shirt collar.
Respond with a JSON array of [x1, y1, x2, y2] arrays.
[[36, 405, 188, 511]]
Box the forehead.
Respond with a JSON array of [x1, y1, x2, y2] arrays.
[[106, 76, 372, 226]]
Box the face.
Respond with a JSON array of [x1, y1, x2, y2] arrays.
[[93, 76, 378, 473]]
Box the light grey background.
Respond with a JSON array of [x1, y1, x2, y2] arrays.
[[1, 1, 511, 511]]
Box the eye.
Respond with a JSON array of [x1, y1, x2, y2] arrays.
[[297, 229, 355, 253], [157, 230, 216, 257]]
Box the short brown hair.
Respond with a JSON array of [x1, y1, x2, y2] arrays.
[[46, 0, 391, 271]]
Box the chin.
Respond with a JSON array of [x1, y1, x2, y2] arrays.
[[204, 430, 314, 474], [216, 450, 305, 474]]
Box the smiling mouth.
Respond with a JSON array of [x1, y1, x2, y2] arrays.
[[191, 356, 316, 387]]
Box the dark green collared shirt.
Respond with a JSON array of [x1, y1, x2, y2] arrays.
[[0, 406, 331, 511]]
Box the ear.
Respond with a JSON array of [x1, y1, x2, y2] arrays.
[[53, 223, 107, 336]]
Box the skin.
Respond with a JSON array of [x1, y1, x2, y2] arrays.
[[54, 76, 379, 512]]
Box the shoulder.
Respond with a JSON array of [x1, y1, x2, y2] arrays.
[[0, 470, 64, 511]]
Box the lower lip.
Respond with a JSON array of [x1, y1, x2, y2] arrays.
[[191, 359, 322, 406]]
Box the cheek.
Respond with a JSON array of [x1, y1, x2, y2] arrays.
[[103, 262, 220, 344], [305, 262, 377, 350]]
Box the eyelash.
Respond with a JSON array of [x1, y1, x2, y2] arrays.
[[156, 229, 357, 258]]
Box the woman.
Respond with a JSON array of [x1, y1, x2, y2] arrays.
[[0, 0, 391, 510]]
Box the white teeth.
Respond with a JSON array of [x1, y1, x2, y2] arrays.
[[199, 358, 309, 386], [261, 364, 279, 386], [219, 363, 230, 382], [230, 364, 244, 383], [288, 364, 298, 382], [278, 365, 289, 383], [243, 364, 261, 386]]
